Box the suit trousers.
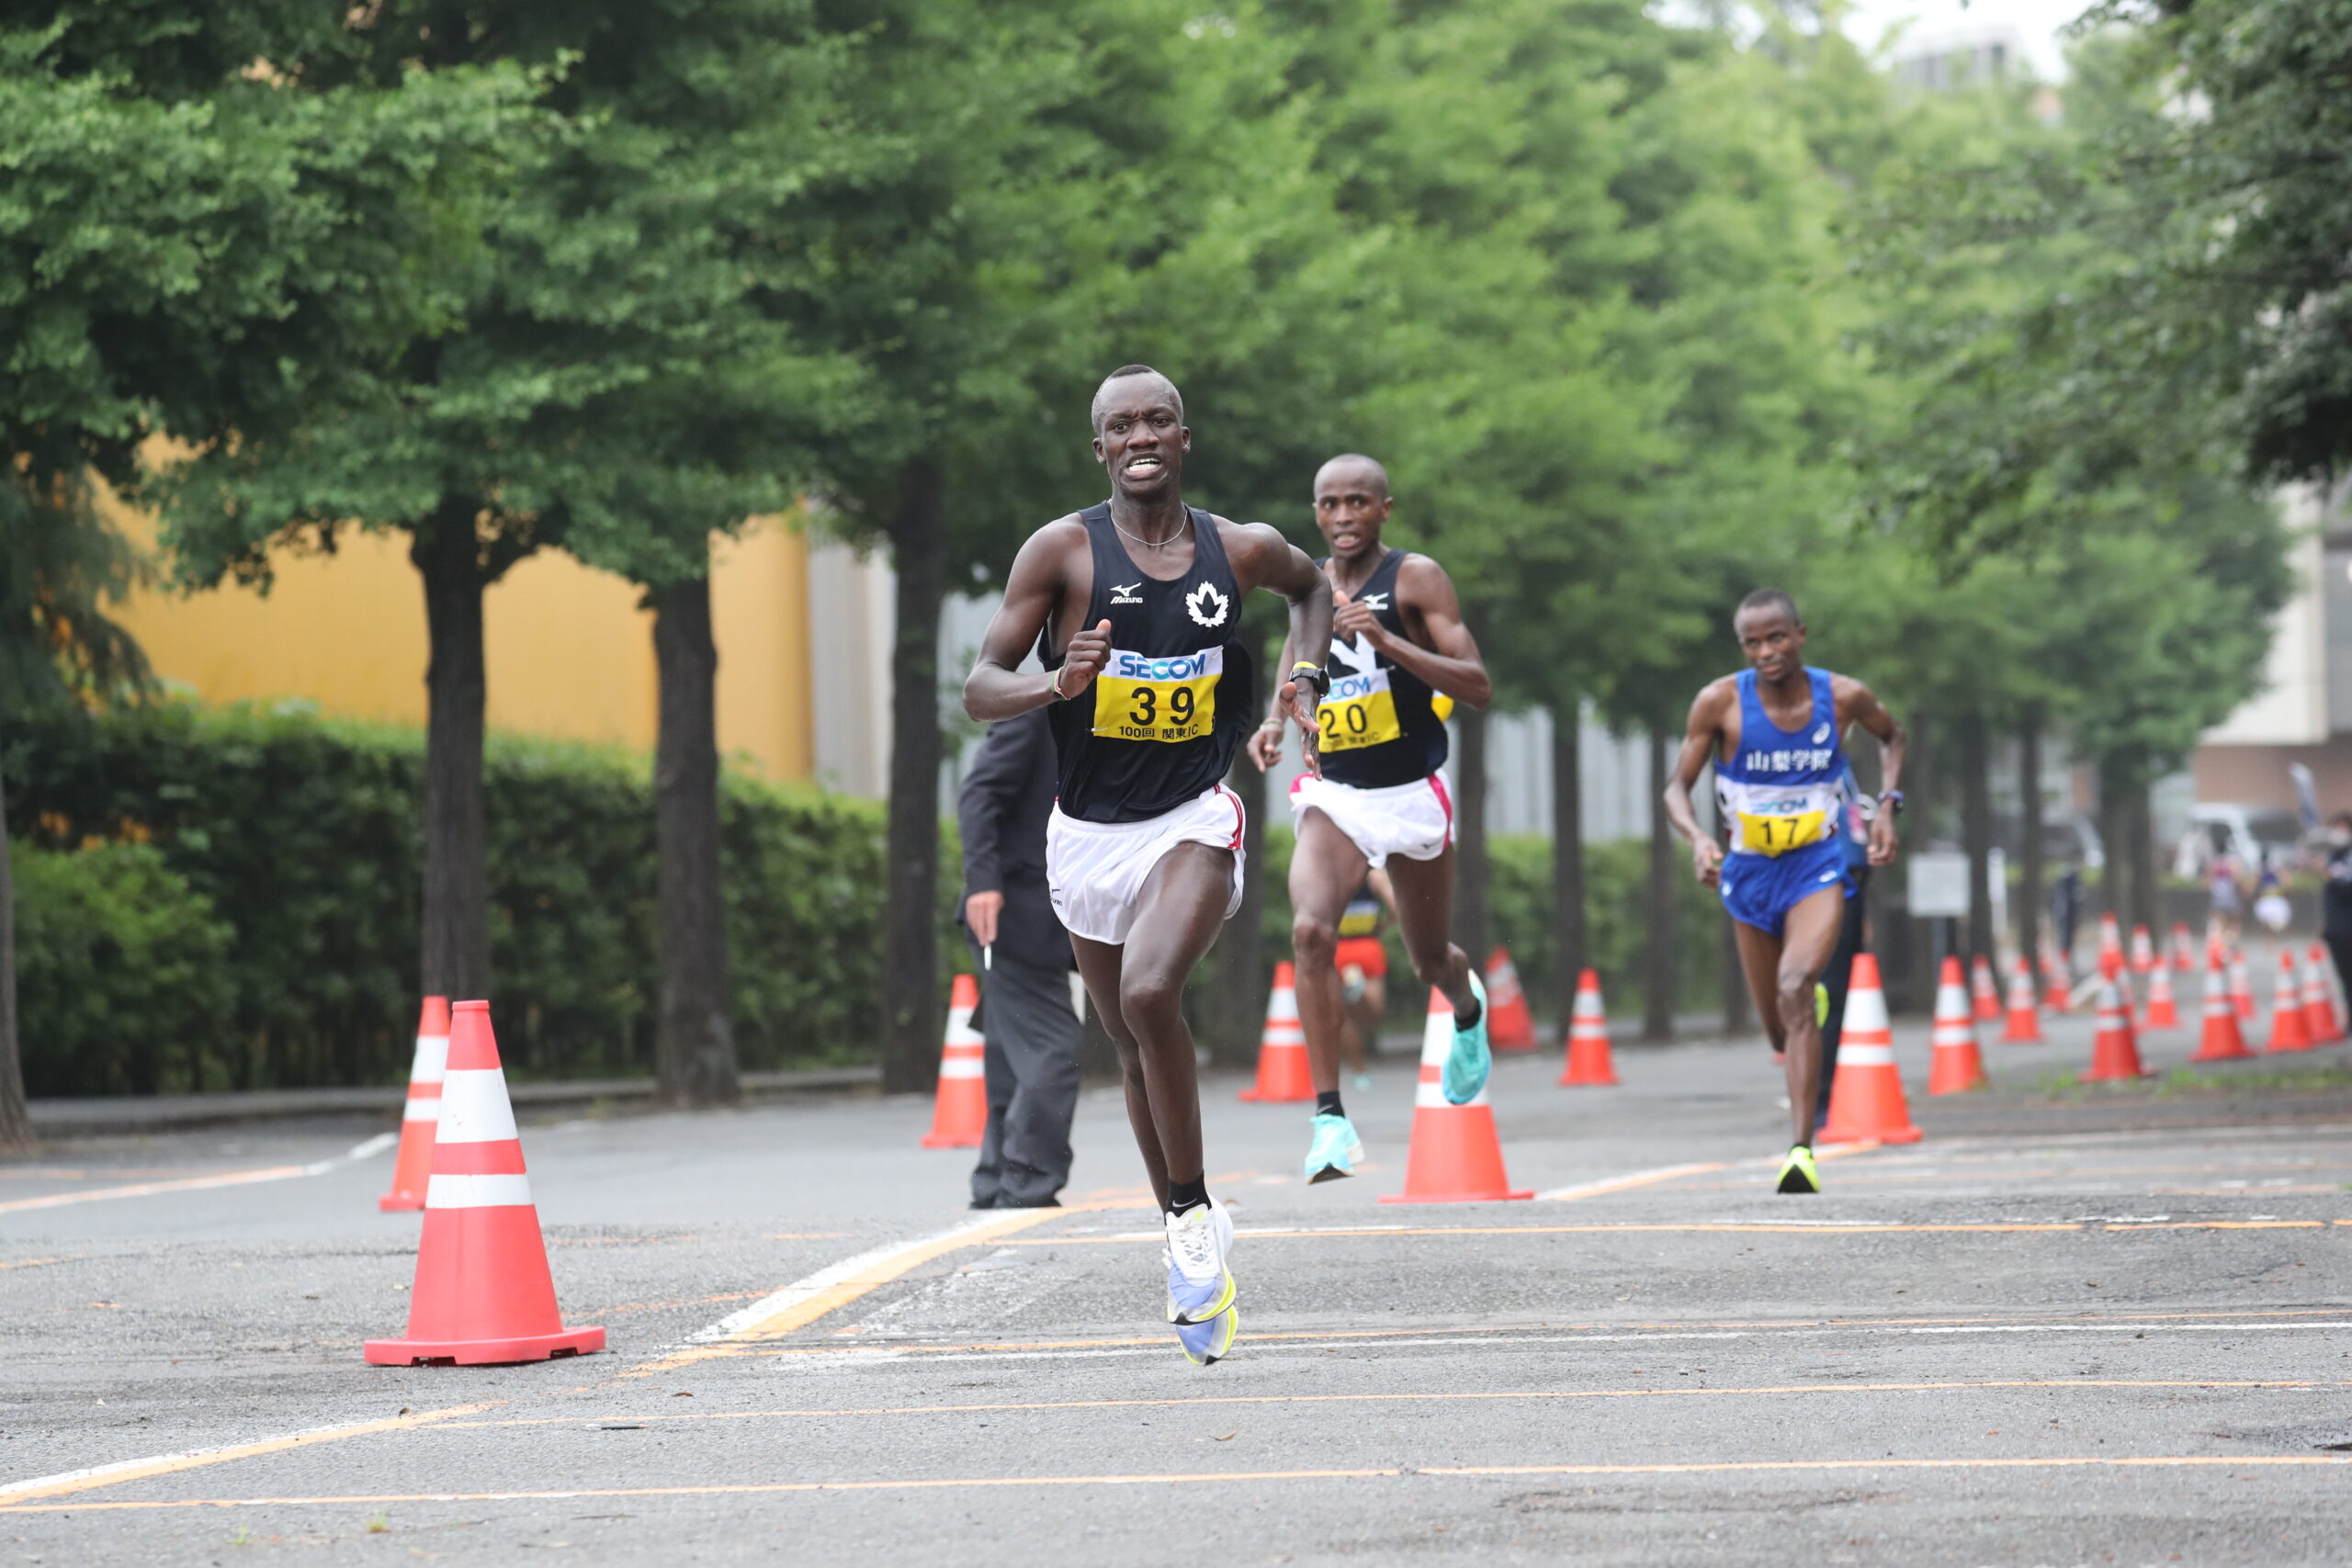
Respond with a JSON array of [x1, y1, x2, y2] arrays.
[[970, 954, 1081, 1208]]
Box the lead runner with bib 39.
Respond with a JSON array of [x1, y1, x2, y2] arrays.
[[965, 367, 1334, 1365], [1660, 590, 1907, 1195], [1250, 454, 1494, 1186]]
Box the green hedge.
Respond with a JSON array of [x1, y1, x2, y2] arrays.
[[4, 701, 908, 1091]]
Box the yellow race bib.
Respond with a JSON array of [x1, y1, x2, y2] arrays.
[[1091, 647, 1220, 743], [1317, 669, 1403, 753], [1735, 808, 1827, 858]]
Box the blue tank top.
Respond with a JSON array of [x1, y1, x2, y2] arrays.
[[1713, 667, 1846, 861]]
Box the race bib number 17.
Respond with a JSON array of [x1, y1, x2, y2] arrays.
[[1735, 809, 1827, 858], [1092, 647, 1221, 743]]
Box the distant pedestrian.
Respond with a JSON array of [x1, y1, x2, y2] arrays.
[[2252, 860, 2291, 937], [2208, 849, 2245, 949], [2052, 865, 2082, 968], [956, 708, 1081, 1211], [2324, 814, 2352, 1004]]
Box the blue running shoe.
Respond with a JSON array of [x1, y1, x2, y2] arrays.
[[1164, 1198, 1235, 1325], [1442, 970, 1491, 1105], [1175, 1305, 1237, 1365], [1304, 1111, 1364, 1184]]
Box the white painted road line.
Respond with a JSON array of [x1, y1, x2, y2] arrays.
[[0, 1133, 398, 1215]]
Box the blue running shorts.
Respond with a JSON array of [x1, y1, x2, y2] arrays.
[[1719, 839, 1852, 939]]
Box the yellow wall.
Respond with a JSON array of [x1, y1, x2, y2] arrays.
[[105, 502, 815, 782]]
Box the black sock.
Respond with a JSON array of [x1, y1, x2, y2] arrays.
[[1316, 1090, 1345, 1119], [1167, 1176, 1208, 1216], [1454, 997, 1481, 1029]]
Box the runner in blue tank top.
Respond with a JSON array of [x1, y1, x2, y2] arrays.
[[1662, 590, 1908, 1194]]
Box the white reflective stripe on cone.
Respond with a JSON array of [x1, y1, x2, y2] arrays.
[[1838, 1042, 1895, 1066], [1416, 1078, 1490, 1109], [437, 1067, 519, 1145], [410, 1034, 450, 1085], [401, 1099, 443, 1123], [939, 1058, 985, 1080], [425, 1172, 534, 1209]]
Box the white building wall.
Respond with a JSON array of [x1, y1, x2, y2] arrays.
[[2203, 507, 2327, 747]]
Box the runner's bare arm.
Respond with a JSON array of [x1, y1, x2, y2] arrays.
[[964, 520, 1109, 721], [1663, 682, 1735, 886], [1250, 620, 1306, 772], [1226, 522, 1334, 779], [1351, 556, 1489, 708], [1835, 675, 1907, 866]]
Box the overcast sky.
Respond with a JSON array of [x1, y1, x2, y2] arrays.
[[1837, 0, 2098, 79]]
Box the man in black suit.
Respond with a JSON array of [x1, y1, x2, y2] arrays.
[[958, 707, 1082, 1209]]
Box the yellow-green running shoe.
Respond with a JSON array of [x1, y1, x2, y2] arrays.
[[1177, 1305, 1237, 1366], [1776, 1144, 1822, 1194]]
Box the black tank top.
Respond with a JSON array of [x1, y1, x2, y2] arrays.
[[1317, 548, 1449, 788], [1044, 502, 1256, 824]]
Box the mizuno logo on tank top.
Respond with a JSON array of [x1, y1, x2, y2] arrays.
[[1713, 666, 1847, 859]]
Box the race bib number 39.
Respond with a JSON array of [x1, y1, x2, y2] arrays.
[[1092, 647, 1220, 743], [1317, 669, 1403, 752], [1736, 808, 1827, 858]]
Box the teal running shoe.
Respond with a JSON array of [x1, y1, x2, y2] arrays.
[[1304, 1111, 1364, 1184], [1176, 1305, 1237, 1365], [1442, 970, 1492, 1105], [1163, 1198, 1236, 1325]]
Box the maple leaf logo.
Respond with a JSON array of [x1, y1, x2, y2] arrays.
[[1185, 581, 1230, 628]]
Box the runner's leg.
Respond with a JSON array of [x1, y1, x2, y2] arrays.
[[1115, 840, 1238, 1195], [1385, 842, 1476, 1014], [1774, 885, 1849, 1148], [1070, 938, 1169, 1209], [1289, 807, 1371, 1094], [1733, 921, 1787, 1055]]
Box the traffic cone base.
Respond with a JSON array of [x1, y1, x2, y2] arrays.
[[2081, 977, 2147, 1083], [2191, 953, 2251, 1063], [365, 999, 602, 1367], [1382, 987, 1532, 1202], [379, 996, 450, 1213], [922, 973, 989, 1145], [1928, 957, 1990, 1096], [1483, 947, 1539, 1053], [1559, 968, 1619, 1088], [1240, 961, 1314, 1101]]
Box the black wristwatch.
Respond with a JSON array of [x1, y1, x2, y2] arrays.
[[1290, 661, 1329, 699], [1881, 789, 1905, 815]]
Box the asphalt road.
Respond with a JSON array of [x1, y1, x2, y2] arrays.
[[4, 1008, 2349, 1566]]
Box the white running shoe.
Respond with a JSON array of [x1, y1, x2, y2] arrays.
[[1164, 1196, 1236, 1325]]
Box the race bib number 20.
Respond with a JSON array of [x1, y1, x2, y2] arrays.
[[1317, 669, 1403, 753], [1091, 647, 1220, 743]]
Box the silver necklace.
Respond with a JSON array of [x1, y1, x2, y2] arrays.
[[1111, 511, 1191, 551]]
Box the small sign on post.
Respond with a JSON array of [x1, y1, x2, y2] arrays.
[[1906, 852, 1970, 918]]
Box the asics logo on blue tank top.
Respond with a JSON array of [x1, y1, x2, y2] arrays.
[[1812, 723, 1830, 743], [1113, 650, 1214, 681]]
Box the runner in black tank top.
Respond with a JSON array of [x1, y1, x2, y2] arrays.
[[1312, 547, 1448, 789], [964, 366, 1333, 1368], [1248, 454, 1495, 1185], [1043, 502, 1256, 824]]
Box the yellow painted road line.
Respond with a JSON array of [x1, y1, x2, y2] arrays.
[[431, 1378, 2337, 1430], [628, 1205, 1085, 1377], [0, 1256, 84, 1271], [1535, 1163, 1730, 1201], [11, 1454, 2348, 1513], [0, 1134, 397, 1215], [0, 1403, 500, 1508]]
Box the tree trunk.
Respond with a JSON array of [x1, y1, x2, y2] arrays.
[[881, 459, 946, 1095], [0, 758, 33, 1151], [1549, 706, 1585, 1036], [1644, 724, 1675, 1042], [2128, 773, 2158, 935], [2096, 752, 2131, 925], [1961, 709, 1996, 965], [1210, 753, 1267, 1069], [653, 572, 740, 1107], [1453, 701, 1489, 964], [2017, 711, 2044, 966], [412, 509, 492, 1004]]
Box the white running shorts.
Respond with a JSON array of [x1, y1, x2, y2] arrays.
[[1046, 785, 1248, 945], [1289, 769, 1455, 869]]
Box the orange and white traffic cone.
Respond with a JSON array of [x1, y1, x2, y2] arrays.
[[921, 973, 988, 1146], [2041, 945, 2073, 1013], [1381, 987, 1532, 1203], [2190, 945, 2251, 1062], [2098, 914, 2125, 979], [2129, 923, 2156, 975], [1483, 947, 1539, 1053], [2302, 943, 2343, 1045], [1818, 954, 1922, 1145], [2000, 957, 2042, 1044], [2266, 952, 2312, 1054], [2230, 948, 2256, 1021], [2169, 923, 2196, 974], [1967, 954, 2001, 1022], [1238, 962, 1314, 1102], [379, 996, 450, 1213], [1928, 957, 1989, 1095], [1557, 968, 1619, 1087], [2143, 960, 2179, 1032], [365, 1000, 605, 1366], [2081, 976, 2146, 1083]]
